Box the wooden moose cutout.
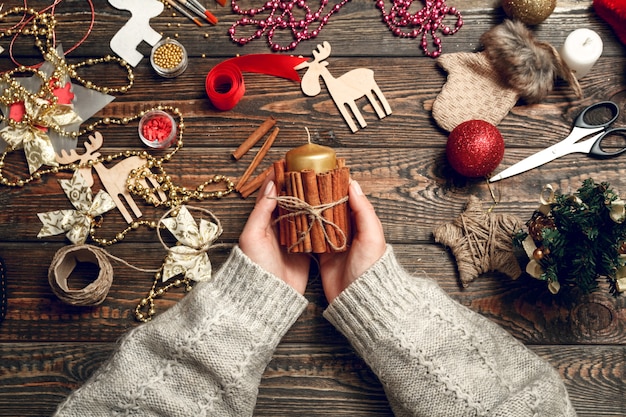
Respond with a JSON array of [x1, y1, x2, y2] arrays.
[[56, 132, 166, 223], [296, 42, 392, 133], [108, 0, 163, 67]]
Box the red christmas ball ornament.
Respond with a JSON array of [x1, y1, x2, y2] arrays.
[[446, 120, 505, 178]]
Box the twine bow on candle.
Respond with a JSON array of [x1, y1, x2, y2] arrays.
[[37, 171, 117, 245], [272, 194, 348, 252], [159, 205, 223, 283]]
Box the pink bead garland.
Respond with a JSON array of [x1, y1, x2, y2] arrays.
[[229, 0, 462, 56], [377, 0, 463, 57], [229, 0, 351, 52]]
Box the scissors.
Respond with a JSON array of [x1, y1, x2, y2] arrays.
[[489, 101, 626, 183]]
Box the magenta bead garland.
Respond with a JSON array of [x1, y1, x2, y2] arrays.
[[229, 0, 463, 56]]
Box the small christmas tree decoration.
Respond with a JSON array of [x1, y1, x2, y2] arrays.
[[446, 120, 505, 178], [433, 196, 524, 287], [514, 179, 626, 295], [502, 0, 556, 25]]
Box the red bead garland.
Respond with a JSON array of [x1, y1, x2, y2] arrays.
[[229, 0, 462, 55], [376, 0, 463, 57]]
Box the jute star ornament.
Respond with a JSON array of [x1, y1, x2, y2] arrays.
[[433, 196, 524, 287]]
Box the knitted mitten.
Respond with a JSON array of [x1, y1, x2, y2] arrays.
[[433, 20, 581, 132]]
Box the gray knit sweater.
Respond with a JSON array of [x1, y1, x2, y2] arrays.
[[54, 245, 576, 416]]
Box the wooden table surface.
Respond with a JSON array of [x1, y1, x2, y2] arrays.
[[1, 0, 625, 415]]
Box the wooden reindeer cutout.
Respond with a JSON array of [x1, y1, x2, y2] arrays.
[[108, 0, 163, 67], [296, 42, 392, 133], [56, 132, 166, 223]]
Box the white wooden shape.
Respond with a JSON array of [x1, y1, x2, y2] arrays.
[[108, 0, 164, 67]]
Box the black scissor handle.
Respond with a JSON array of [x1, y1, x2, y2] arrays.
[[574, 101, 620, 129], [589, 128, 626, 157]]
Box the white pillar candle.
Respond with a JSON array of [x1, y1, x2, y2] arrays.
[[560, 28, 603, 79]]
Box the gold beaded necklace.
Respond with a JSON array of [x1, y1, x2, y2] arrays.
[[1, 7, 235, 319]]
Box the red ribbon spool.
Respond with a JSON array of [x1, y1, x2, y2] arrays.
[[205, 55, 308, 111]]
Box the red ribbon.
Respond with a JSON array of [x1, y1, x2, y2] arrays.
[[205, 54, 308, 111]]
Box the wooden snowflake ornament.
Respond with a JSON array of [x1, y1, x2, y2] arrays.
[[433, 196, 524, 287]]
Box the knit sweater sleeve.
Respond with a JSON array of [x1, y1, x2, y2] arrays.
[[54, 246, 308, 417], [323, 245, 577, 417]]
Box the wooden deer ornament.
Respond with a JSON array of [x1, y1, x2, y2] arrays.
[[56, 132, 166, 223], [296, 42, 392, 133]]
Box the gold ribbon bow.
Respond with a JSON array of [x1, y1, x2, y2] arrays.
[[0, 96, 82, 173], [160, 205, 223, 283], [37, 171, 117, 244]]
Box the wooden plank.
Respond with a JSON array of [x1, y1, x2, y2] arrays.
[[1, 243, 624, 345], [0, 342, 623, 417]]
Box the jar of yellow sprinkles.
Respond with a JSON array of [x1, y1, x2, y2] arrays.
[[150, 38, 188, 78]]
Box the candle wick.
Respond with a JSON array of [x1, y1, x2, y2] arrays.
[[583, 37, 592, 47], [305, 126, 311, 144]]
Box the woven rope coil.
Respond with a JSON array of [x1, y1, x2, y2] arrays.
[[48, 244, 114, 306]]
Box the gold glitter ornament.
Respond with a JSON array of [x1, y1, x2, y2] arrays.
[[502, 0, 556, 25]]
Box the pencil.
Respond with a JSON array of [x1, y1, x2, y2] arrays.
[[164, 0, 203, 26], [188, 0, 219, 25]]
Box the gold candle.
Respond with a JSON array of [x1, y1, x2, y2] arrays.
[[285, 129, 336, 173]]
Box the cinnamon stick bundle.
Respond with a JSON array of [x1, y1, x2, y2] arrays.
[[277, 163, 351, 253]]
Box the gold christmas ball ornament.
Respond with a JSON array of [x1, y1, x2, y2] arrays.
[[501, 0, 556, 25]]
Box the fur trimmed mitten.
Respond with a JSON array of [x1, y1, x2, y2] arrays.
[[433, 20, 582, 132]]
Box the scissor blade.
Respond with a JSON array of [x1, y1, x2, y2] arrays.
[[489, 143, 571, 183]]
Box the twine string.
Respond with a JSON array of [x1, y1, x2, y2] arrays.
[[48, 206, 232, 307], [458, 207, 513, 277], [272, 195, 348, 252]]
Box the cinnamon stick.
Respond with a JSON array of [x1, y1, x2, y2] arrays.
[[239, 164, 274, 199], [302, 170, 326, 253], [289, 171, 312, 253], [332, 167, 350, 250], [285, 172, 300, 252], [231, 116, 276, 160], [236, 126, 279, 191], [317, 171, 337, 250], [338, 166, 351, 246], [273, 160, 287, 246]]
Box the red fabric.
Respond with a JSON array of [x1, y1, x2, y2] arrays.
[[594, 0, 626, 45]]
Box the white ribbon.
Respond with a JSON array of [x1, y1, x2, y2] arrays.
[[160, 205, 222, 283], [37, 171, 116, 244]]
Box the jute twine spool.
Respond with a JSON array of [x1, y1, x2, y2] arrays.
[[48, 245, 114, 306]]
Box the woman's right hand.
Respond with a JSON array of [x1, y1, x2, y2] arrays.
[[319, 180, 387, 303]]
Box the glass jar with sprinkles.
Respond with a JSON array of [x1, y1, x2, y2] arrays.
[[138, 110, 177, 149], [150, 38, 188, 78]]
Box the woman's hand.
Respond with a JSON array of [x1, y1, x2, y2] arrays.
[[319, 180, 386, 303], [239, 178, 310, 295]]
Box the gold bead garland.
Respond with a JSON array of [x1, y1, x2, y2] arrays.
[[0, 6, 236, 303]]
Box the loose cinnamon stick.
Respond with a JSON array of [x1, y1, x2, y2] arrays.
[[317, 171, 337, 250], [302, 170, 326, 253], [239, 164, 274, 199], [236, 126, 279, 191], [231, 116, 276, 160], [290, 171, 312, 253]]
